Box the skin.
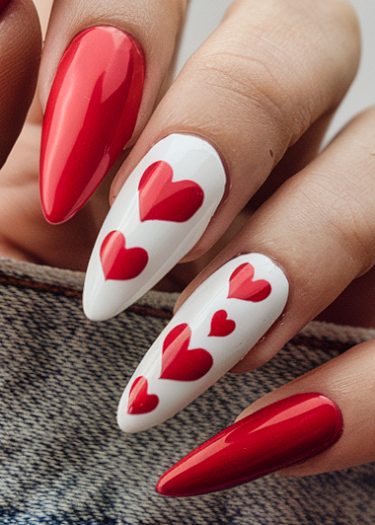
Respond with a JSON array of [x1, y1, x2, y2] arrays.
[[1, 0, 375, 481]]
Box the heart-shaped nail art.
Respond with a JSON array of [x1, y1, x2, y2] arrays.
[[127, 376, 159, 414], [160, 323, 213, 381], [209, 309, 236, 337], [100, 230, 148, 280], [138, 161, 204, 222], [228, 263, 271, 302]]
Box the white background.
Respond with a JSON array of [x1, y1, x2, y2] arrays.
[[176, 0, 375, 143]]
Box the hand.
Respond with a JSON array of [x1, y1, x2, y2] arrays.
[[0, 0, 185, 269], [1, 0, 374, 497]]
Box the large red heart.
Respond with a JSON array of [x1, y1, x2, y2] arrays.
[[160, 324, 213, 381], [138, 161, 204, 222], [209, 309, 236, 337], [100, 230, 148, 280], [127, 376, 159, 414], [228, 263, 271, 302]]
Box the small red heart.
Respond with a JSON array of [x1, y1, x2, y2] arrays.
[[100, 231, 148, 280], [160, 324, 213, 381], [228, 263, 271, 302], [138, 161, 204, 222], [127, 376, 159, 414], [209, 309, 236, 337]]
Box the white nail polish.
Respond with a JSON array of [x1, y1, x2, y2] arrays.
[[83, 133, 226, 321], [118, 253, 289, 433]]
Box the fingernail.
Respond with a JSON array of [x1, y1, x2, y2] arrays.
[[40, 26, 144, 224], [83, 133, 226, 321], [156, 393, 343, 497], [117, 253, 289, 433]]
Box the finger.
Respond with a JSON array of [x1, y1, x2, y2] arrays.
[[0, 0, 41, 166], [116, 106, 375, 433], [83, 0, 359, 321], [156, 339, 375, 496], [25, 0, 52, 125], [39, 0, 186, 223]]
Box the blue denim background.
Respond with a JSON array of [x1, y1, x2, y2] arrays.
[[0, 258, 374, 525]]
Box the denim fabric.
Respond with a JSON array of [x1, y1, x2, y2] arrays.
[[0, 257, 374, 525]]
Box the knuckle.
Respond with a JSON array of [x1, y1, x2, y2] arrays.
[[195, 49, 310, 147]]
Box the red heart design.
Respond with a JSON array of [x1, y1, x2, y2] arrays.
[[100, 230, 148, 280], [228, 263, 271, 302], [160, 323, 213, 381], [138, 161, 204, 222], [209, 309, 236, 337], [127, 376, 159, 414]]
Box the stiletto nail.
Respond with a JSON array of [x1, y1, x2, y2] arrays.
[[117, 253, 289, 433], [40, 26, 144, 223], [156, 393, 343, 497], [83, 133, 227, 321]]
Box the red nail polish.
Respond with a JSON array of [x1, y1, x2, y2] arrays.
[[156, 393, 343, 497], [40, 26, 144, 224]]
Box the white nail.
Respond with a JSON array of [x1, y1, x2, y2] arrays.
[[118, 253, 289, 433], [83, 133, 226, 321]]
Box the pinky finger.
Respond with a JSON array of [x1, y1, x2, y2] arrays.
[[156, 340, 375, 496]]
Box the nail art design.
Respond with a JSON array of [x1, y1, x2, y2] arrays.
[[228, 262, 272, 301], [160, 324, 213, 381], [117, 253, 289, 433], [83, 134, 226, 321], [208, 310, 236, 337], [156, 393, 343, 497], [100, 231, 148, 280], [138, 161, 204, 222], [40, 26, 144, 224], [127, 376, 159, 415]]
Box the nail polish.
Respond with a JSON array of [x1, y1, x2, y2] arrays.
[[83, 133, 227, 321], [40, 26, 144, 223], [117, 253, 289, 433], [156, 393, 343, 497]]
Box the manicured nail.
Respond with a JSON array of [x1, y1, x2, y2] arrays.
[[156, 393, 343, 497], [40, 26, 144, 224], [117, 253, 289, 433], [83, 133, 226, 321]]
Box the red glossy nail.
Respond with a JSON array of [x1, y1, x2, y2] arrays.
[[156, 393, 343, 497], [40, 26, 144, 224]]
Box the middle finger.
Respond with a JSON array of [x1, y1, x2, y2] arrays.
[[83, 0, 360, 321]]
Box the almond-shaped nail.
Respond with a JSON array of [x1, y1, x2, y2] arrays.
[[156, 393, 343, 497], [83, 133, 226, 321], [117, 253, 289, 432], [40, 26, 144, 223]]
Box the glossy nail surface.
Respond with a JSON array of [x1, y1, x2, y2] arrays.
[[40, 26, 144, 223], [117, 253, 289, 433], [83, 133, 226, 321], [157, 393, 343, 497]]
